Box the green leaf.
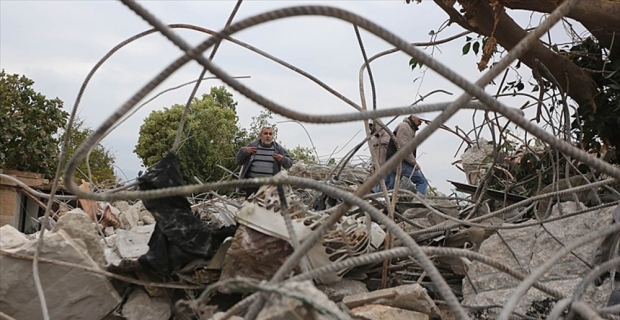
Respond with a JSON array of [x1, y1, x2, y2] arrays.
[[462, 42, 471, 55], [516, 82, 525, 91], [472, 41, 480, 55], [409, 57, 419, 70]]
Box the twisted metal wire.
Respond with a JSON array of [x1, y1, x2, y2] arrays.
[[499, 222, 620, 319], [292, 246, 565, 298], [25, 0, 616, 318], [404, 182, 617, 238], [565, 256, 620, 320]]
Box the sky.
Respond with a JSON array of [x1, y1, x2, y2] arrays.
[[0, 0, 577, 194]]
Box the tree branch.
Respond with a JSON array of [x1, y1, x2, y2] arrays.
[[499, 0, 620, 34], [434, 0, 597, 105], [501, 0, 620, 56]]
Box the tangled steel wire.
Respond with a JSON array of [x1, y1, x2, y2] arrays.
[[18, 0, 620, 319]]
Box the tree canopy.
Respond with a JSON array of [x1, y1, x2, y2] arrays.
[[289, 145, 318, 164], [1, 70, 70, 178], [414, 0, 620, 158], [0, 70, 117, 182], [135, 86, 244, 184], [61, 117, 116, 185]]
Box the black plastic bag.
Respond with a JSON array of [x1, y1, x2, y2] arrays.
[[137, 152, 236, 275]]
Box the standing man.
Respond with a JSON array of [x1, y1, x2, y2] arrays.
[[236, 126, 293, 196], [368, 121, 391, 192], [386, 115, 428, 195]]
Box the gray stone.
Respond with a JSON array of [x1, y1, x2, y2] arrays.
[[112, 201, 130, 213], [342, 284, 439, 318], [0, 225, 29, 249], [104, 226, 115, 237], [139, 209, 155, 225], [122, 288, 170, 320], [115, 225, 154, 261], [460, 138, 494, 185], [317, 279, 368, 302], [256, 281, 349, 320], [52, 208, 106, 267], [212, 312, 243, 320], [349, 304, 429, 320], [119, 203, 140, 230], [0, 230, 121, 320], [462, 201, 613, 315]]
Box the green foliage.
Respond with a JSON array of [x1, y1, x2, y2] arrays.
[[237, 110, 279, 145], [134, 86, 242, 184], [501, 78, 526, 95], [462, 36, 483, 56], [0, 70, 68, 178], [288, 145, 318, 164], [61, 118, 116, 184], [568, 37, 620, 156], [409, 57, 424, 70]]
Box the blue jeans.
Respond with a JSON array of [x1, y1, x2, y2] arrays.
[[385, 162, 428, 195]]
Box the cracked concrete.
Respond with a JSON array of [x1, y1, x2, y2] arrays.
[[462, 202, 615, 316]]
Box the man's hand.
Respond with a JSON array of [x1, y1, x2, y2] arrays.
[[273, 153, 284, 162], [415, 163, 421, 170], [246, 147, 257, 155]]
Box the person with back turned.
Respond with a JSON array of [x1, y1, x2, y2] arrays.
[[385, 114, 429, 195]]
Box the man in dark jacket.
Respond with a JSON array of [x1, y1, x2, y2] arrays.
[[236, 126, 293, 196]]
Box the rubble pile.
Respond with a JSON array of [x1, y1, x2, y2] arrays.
[[1, 152, 619, 320]]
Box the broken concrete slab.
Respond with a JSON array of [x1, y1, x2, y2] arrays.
[[317, 279, 368, 302], [122, 288, 171, 320], [139, 209, 155, 225], [53, 208, 106, 267], [0, 225, 29, 249], [211, 312, 243, 320], [349, 304, 429, 320], [462, 201, 613, 315], [220, 225, 294, 282], [120, 203, 141, 230], [256, 280, 350, 320], [116, 225, 154, 261], [232, 200, 384, 284], [112, 201, 131, 213], [0, 230, 121, 320], [104, 225, 154, 267], [460, 138, 494, 185], [342, 284, 439, 318]]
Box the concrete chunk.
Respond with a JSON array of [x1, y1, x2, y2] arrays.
[[122, 288, 170, 320], [115, 225, 154, 260], [342, 284, 439, 318], [0, 230, 121, 320], [0, 225, 29, 249], [462, 202, 613, 315], [317, 279, 368, 302], [52, 209, 106, 267], [256, 281, 350, 320], [350, 304, 429, 320]]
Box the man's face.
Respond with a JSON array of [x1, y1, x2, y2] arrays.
[[260, 128, 274, 145]]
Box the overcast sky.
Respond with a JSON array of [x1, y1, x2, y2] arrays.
[[1, 0, 575, 194]]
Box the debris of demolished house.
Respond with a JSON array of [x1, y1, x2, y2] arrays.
[[1, 143, 620, 320]]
